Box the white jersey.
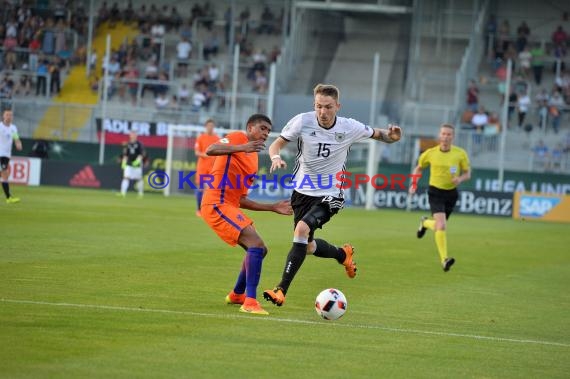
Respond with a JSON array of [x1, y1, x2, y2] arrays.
[[0, 123, 18, 157], [280, 111, 374, 197]]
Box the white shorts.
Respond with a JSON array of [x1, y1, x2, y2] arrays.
[[124, 165, 143, 180]]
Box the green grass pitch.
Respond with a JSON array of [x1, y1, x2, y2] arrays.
[[1, 186, 569, 378]]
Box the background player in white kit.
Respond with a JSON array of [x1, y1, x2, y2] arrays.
[[0, 109, 23, 204], [263, 84, 402, 306], [119, 130, 145, 198]]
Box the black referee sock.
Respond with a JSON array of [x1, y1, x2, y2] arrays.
[[278, 242, 307, 294], [2, 182, 10, 198], [314, 238, 345, 264]]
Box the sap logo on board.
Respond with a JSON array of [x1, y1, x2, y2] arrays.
[[519, 195, 561, 217]]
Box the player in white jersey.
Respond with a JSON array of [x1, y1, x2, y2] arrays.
[[0, 109, 23, 204], [263, 84, 401, 306]]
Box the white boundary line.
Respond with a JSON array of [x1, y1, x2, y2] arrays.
[[2, 298, 569, 348]]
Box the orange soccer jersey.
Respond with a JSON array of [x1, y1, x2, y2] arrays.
[[195, 132, 220, 179], [201, 131, 259, 246]]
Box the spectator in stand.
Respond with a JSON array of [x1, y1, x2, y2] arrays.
[[170, 7, 183, 32], [563, 131, 570, 153], [136, 5, 148, 30], [224, 7, 232, 45], [142, 58, 159, 98], [176, 37, 192, 77], [155, 72, 169, 98], [532, 140, 550, 170], [179, 20, 192, 41], [208, 63, 220, 90], [49, 58, 62, 95], [269, 45, 281, 63], [104, 56, 121, 77], [550, 143, 564, 171], [535, 88, 550, 129], [123, 1, 135, 24], [530, 43, 545, 86], [258, 6, 275, 35], [507, 89, 518, 128], [466, 79, 479, 112], [515, 21, 530, 53], [192, 88, 207, 112], [518, 45, 532, 79], [248, 49, 267, 80], [155, 92, 170, 109], [28, 35, 41, 72], [98, 1, 110, 26], [548, 90, 565, 134], [3, 34, 18, 70], [551, 26, 568, 48], [471, 106, 489, 132], [496, 60, 508, 103], [0, 75, 15, 100], [14, 65, 32, 96], [36, 59, 49, 96], [486, 14, 497, 55], [123, 63, 139, 106], [517, 90, 531, 130], [252, 70, 267, 94], [552, 43, 567, 74], [177, 83, 190, 105], [203, 31, 220, 60], [239, 6, 251, 38], [504, 43, 518, 72], [150, 20, 166, 61], [496, 19, 510, 59]]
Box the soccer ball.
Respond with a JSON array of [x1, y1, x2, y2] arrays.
[[315, 288, 347, 320]]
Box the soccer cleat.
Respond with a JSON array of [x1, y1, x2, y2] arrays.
[[116, 193, 126, 198], [225, 290, 246, 305], [239, 297, 269, 315], [6, 197, 20, 204], [442, 257, 455, 272], [417, 216, 428, 239], [263, 287, 286, 306], [341, 243, 357, 278]]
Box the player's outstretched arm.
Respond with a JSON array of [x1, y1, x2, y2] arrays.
[[206, 140, 265, 156], [269, 137, 288, 173], [371, 123, 402, 143], [239, 197, 293, 215]]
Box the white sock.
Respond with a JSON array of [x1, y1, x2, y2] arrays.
[[121, 179, 129, 195], [136, 180, 143, 195]]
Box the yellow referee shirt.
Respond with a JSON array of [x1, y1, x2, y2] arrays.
[[418, 145, 470, 190]]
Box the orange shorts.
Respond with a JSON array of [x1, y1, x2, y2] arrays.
[[201, 203, 253, 246]]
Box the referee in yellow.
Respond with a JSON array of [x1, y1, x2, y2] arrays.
[[409, 123, 471, 272]]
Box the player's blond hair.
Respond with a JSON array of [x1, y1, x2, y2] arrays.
[[313, 84, 340, 102], [440, 123, 455, 131]]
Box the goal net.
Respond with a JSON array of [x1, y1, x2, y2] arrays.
[[164, 124, 384, 209]]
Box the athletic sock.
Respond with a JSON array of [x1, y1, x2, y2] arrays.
[[277, 242, 307, 294], [423, 219, 436, 231], [120, 179, 129, 195], [434, 230, 448, 263], [245, 247, 264, 299], [233, 257, 246, 294], [1, 182, 9, 198], [313, 238, 345, 264], [136, 179, 144, 195]]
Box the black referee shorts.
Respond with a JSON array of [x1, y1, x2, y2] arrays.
[[0, 157, 9, 171], [291, 190, 344, 241], [428, 185, 458, 219]]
